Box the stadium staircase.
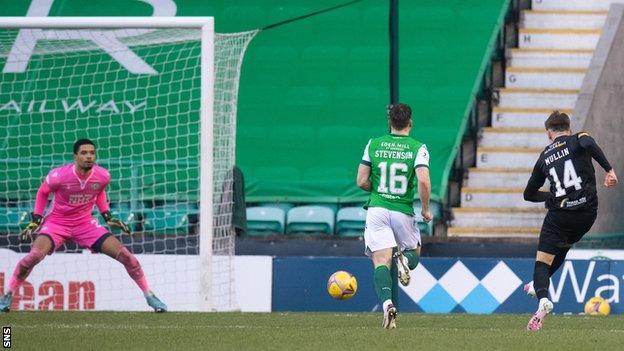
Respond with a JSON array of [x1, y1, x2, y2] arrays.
[[449, 0, 619, 238]]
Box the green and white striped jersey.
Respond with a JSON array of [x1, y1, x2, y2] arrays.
[[361, 134, 429, 216]]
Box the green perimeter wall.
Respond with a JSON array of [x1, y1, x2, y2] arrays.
[[0, 0, 508, 204]]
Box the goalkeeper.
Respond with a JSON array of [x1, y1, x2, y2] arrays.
[[0, 139, 167, 312]]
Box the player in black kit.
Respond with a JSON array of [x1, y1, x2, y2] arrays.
[[523, 111, 618, 331]]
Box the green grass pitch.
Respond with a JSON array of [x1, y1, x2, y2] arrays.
[[2, 312, 624, 350]]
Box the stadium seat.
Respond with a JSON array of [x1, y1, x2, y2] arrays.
[[286, 206, 335, 235], [336, 207, 366, 237], [246, 206, 286, 235], [311, 203, 338, 214], [0, 206, 29, 233], [143, 204, 197, 235], [258, 202, 294, 214]]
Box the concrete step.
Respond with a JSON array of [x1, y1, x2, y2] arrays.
[[476, 147, 542, 168], [505, 67, 586, 90], [480, 127, 548, 148], [507, 48, 593, 69], [519, 28, 601, 49], [532, 0, 624, 11], [522, 10, 607, 29], [464, 167, 549, 188], [452, 207, 546, 228], [460, 187, 544, 208], [496, 88, 578, 109], [447, 226, 540, 238], [491, 107, 573, 128]]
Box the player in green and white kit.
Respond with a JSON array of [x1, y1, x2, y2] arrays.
[[356, 103, 432, 329]]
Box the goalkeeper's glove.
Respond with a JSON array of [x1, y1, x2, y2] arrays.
[[101, 211, 131, 235], [19, 213, 42, 243]]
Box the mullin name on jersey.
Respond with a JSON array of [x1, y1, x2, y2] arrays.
[[525, 132, 612, 211]]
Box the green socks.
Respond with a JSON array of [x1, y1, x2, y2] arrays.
[[403, 249, 420, 270], [374, 265, 392, 303]]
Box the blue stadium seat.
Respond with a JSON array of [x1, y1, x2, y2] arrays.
[[336, 207, 366, 237], [246, 206, 286, 235], [286, 206, 335, 235]]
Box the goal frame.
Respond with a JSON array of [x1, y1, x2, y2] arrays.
[[0, 16, 216, 311]]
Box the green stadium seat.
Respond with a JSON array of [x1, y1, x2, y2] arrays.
[[313, 203, 339, 213], [286, 206, 335, 235], [418, 222, 432, 236], [336, 207, 366, 237], [0, 206, 29, 233], [259, 202, 294, 214], [246, 206, 285, 235], [109, 202, 139, 231], [143, 204, 197, 235]]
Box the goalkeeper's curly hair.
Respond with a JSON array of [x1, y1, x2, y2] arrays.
[[387, 103, 412, 130]]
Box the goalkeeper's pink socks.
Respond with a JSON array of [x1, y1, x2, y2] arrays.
[[8, 246, 151, 296], [8, 247, 46, 293], [115, 247, 150, 293]]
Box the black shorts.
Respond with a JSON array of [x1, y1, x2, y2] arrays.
[[538, 209, 597, 255]]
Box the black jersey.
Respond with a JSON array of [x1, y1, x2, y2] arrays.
[[524, 132, 612, 211]]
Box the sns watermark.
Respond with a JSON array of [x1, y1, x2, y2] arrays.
[[2, 326, 10, 349]]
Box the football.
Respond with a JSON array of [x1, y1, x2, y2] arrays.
[[584, 296, 611, 316], [327, 270, 358, 300]]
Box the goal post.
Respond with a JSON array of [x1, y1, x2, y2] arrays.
[[0, 17, 257, 312]]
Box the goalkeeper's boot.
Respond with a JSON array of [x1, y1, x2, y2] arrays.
[[527, 298, 553, 331], [395, 252, 411, 286], [524, 281, 536, 299], [145, 291, 167, 313], [0, 292, 13, 312], [382, 303, 397, 330]]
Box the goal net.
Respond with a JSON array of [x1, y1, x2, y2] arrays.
[[0, 18, 257, 311]]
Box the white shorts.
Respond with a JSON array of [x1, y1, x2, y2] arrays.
[[364, 207, 421, 256]]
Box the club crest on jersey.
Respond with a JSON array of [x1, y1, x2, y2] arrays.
[[91, 183, 101, 190]]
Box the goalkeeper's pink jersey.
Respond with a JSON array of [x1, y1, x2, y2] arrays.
[[34, 163, 111, 225]]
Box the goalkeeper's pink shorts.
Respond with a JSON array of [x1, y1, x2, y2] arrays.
[[37, 217, 109, 254]]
